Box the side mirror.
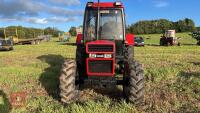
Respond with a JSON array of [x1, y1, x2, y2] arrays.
[[125, 34, 134, 46], [76, 34, 83, 45]]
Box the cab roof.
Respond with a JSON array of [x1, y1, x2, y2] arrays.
[[87, 2, 124, 8]]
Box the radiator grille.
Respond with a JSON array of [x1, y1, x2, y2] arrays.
[[88, 60, 113, 73], [88, 44, 113, 52]]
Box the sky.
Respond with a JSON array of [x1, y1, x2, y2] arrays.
[[0, 0, 200, 31]]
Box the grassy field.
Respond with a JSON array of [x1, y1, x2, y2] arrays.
[[0, 33, 200, 113]]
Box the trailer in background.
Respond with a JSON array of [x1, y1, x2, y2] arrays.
[[1, 27, 45, 45], [12, 36, 43, 45]]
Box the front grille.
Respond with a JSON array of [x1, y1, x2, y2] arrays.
[[88, 60, 113, 73], [88, 44, 113, 52]]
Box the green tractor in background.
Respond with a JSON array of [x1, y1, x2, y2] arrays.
[[192, 31, 200, 45]]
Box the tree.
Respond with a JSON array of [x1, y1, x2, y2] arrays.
[[69, 27, 77, 36], [44, 27, 61, 37], [127, 18, 196, 34]]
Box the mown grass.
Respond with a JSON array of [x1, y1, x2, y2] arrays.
[[0, 33, 200, 113]]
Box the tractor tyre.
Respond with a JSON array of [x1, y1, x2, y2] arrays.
[[123, 60, 144, 104], [59, 60, 79, 104], [124, 46, 133, 61]]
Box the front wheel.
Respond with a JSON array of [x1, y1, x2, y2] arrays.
[[123, 60, 144, 104], [124, 46, 133, 61], [59, 60, 79, 104]]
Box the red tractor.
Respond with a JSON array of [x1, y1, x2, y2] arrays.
[[59, 2, 144, 104]]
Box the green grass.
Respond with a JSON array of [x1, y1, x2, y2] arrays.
[[0, 34, 200, 113]]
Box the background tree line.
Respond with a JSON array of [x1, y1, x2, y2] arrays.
[[127, 18, 196, 34], [0, 26, 63, 38], [0, 18, 198, 39]]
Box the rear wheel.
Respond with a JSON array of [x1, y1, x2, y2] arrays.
[[59, 60, 79, 104], [123, 60, 144, 104]]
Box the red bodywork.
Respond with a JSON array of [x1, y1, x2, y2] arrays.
[[86, 40, 115, 76], [126, 34, 135, 46], [89, 2, 124, 8], [76, 34, 83, 45]]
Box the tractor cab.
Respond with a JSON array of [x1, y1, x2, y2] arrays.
[[79, 2, 134, 76], [84, 2, 125, 41]]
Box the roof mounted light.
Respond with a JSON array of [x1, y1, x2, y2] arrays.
[[114, 2, 122, 6], [87, 2, 93, 7]]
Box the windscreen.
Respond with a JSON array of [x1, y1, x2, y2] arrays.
[[99, 10, 123, 40], [84, 9, 124, 41]]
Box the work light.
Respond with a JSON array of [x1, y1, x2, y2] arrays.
[[87, 2, 93, 7], [114, 2, 122, 6]]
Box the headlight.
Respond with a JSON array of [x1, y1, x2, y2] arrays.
[[104, 54, 112, 58], [89, 54, 96, 58]]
